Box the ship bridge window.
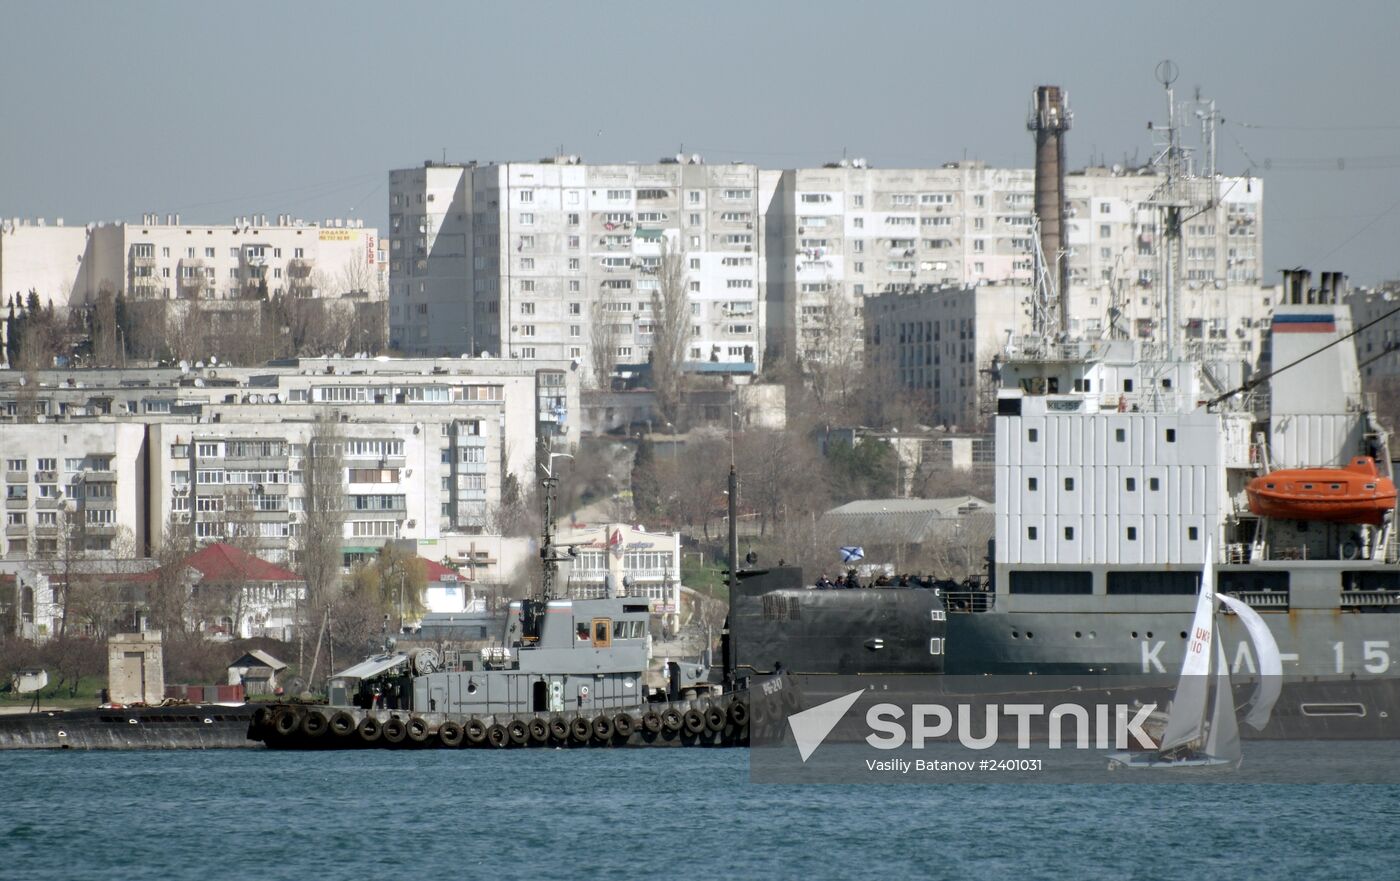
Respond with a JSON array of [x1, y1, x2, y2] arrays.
[[576, 623, 589, 641], [1008, 570, 1092, 594], [614, 620, 646, 639], [1107, 571, 1199, 595], [592, 618, 612, 646]]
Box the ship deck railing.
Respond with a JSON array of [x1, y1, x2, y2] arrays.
[[1221, 590, 1290, 611], [1339, 589, 1400, 611], [944, 591, 995, 613]]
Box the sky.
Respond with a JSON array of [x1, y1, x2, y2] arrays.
[[4, 0, 1400, 283]]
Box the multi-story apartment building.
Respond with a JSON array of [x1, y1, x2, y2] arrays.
[[389, 157, 768, 381], [1, 423, 148, 558], [0, 214, 383, 309], [1345, 283, 1400, 383], [0, 357, 578, 565], [765, 161, 1268, 367], [864, 286, 1023, 429]]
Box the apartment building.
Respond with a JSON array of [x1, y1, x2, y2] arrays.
[[765, 161, 1267, 366], [0, 423, 148, 558], [864, 286, 1022, 429], [0, 214, 383, 309], [389, 157, 768, 381], [0, 356, 579, 564]]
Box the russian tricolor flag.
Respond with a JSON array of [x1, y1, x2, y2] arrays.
[[1273, 314, 1337, 333]]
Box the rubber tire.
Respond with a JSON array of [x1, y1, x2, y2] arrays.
[[301, 710, 329, 738], [570, 716, 592, 743], [728, 700, 748, 727], [661, 707, 683, 733], [549, 716, 570, 741], [382, 717, 407, 745], [683, 708, 706, 735], [642, 711, 663, 734], [591, 715, 615, 742], [486, 724, 509, 748], [781, 687, 801, 713], [251, 706, 272, 733], [407, 717, 430, 743], [438, 721, 464, 748], [751, 699, 769, 727], [357, 716, 382, 744], [613, 713, 636, 738], [272, 707, 300, 737], [704, 705, 726, 733], [507, 719, 529, 745], [528, 717, 550, 744], [330, 711, 356, 736], [465, 719, 487, 744]]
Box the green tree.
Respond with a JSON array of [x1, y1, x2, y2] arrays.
[[631, 437, 662, 521], [826, 439, 897, 502]]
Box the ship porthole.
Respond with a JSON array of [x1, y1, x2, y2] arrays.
[[1026, 632, 1034, 639], [1011, 631, 1020, 639], [1087, 631, 1096, 640], [56, 730, 67, 738], [1181, 631, 1188, 639], [1074, 632, 1082, 639], [203, 718, 213, 725], [1131, 631, 1139, 639], [128, 719, 138, 725], [1146, 632, 1154, 639]]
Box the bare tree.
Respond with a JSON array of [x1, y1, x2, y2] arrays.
[[297, 414, 345, 673], [650, 237, 690, 427], [588, 299, 617, 390], [149, 510, 195, 637], [802, 282, 864, 420]]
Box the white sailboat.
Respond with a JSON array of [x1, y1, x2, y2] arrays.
[[1108, 540, 1282, 770]]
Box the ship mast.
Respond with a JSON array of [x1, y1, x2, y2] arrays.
[[536, 452, 574, 619]]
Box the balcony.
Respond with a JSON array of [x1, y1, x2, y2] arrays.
[[5, 498, 28, 510], [5, 471, 26, 483], [34, 471, 56, 483], [83, 470, 117, 483]]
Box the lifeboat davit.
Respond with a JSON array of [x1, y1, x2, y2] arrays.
[[1246, 456, 1398, 525]]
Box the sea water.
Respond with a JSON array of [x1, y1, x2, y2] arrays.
[[0, 749, 1397, 880]]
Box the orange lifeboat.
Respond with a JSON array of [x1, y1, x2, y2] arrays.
[[1246, 456, 1397, 525]]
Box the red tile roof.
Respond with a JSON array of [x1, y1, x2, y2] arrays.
[[183, 543, 302, 583], [419, 558, 461, 582]]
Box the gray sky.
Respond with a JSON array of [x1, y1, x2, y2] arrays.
[[4, 0, 1400, 283]]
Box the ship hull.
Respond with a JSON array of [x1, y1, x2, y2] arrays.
[[0, 704, 259, 750]]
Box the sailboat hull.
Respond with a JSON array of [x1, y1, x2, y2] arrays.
[[1107, 751, 1240, 771]]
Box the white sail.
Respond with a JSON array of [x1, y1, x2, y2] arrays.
[[1217, 592, 1282, 730], [1158, 540, 1218, 752], [1202, 635, 1242, 762]]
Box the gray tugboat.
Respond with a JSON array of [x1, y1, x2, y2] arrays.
[[250, 461, 791, 749]]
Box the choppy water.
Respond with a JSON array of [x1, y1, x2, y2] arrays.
[[1, 750, 1397, 880]]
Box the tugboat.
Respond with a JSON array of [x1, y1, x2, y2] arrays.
[[250, 459, 791, 749]]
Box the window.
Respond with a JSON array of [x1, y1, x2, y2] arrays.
[[1028, 526, 1038, 540], [1188, 526, 1199, 541], [36, 458, 55, 472], [1064, 477, 1074, 491], [1064, 527, 1075, 540], [518, 189, 534, 203], [1165, 429, 1176, 443], [1115, 428, 1125, 442], [1126, 477, 1136, 491], [5, 459, 24, 472], [205, 247, 215, 258], [1028, 477, 1038, 491], [1126, 527, 1138, 541], [1028, 428, 1038, 442], [1149, 477, 1160, 491], [519, 214, 534, 226]]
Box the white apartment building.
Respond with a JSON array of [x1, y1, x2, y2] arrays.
[[766, 161, 1268, 366], [0, 214, 383, 310], [0, 356, 579, 563], [389, 158, 767, 382], [1, 423, 148, 558]]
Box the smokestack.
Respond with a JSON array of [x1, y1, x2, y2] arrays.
[[1028, 85, 1071, 334]]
